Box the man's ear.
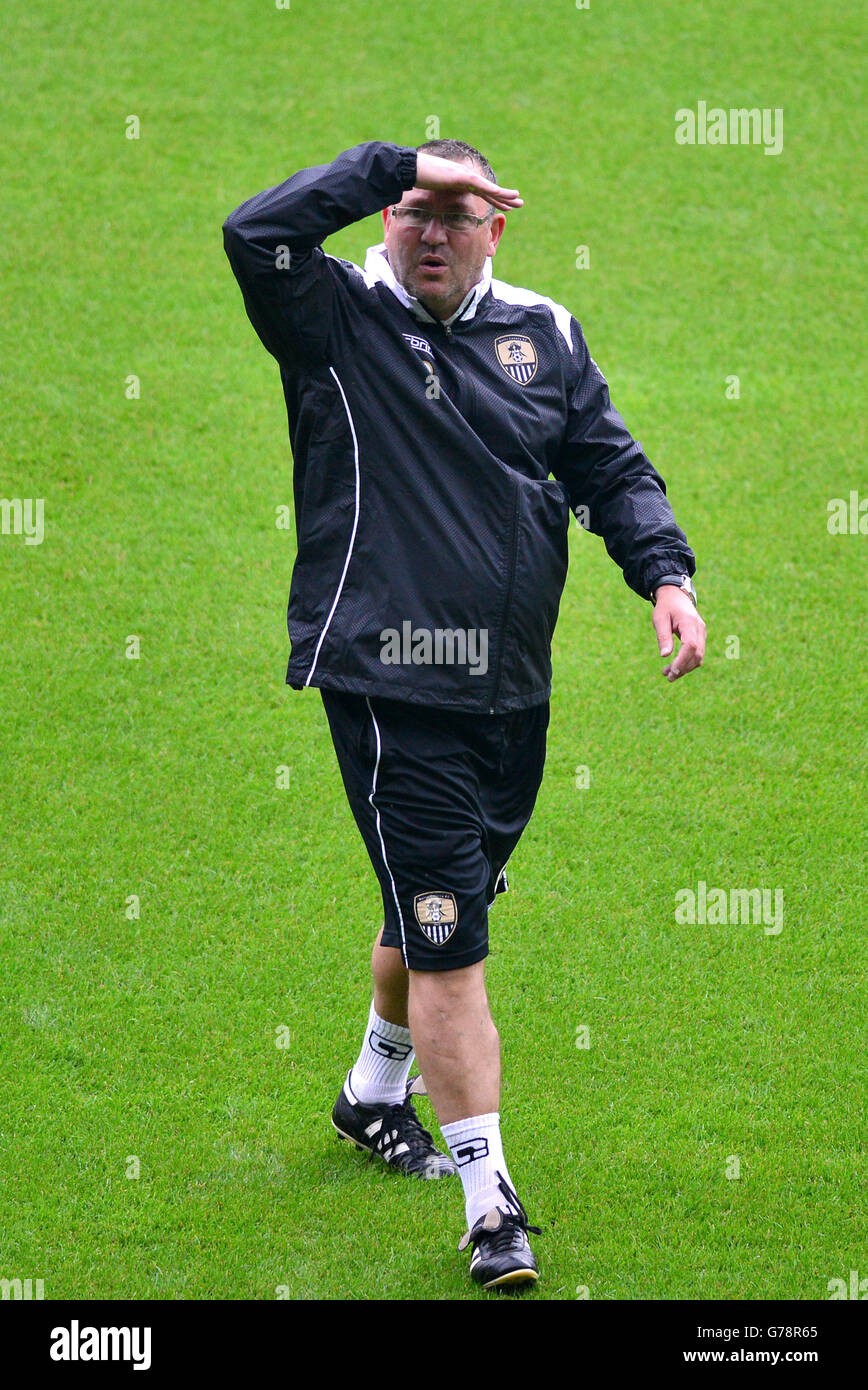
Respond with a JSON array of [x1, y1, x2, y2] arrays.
[[381, 207, 391, 235], [486, 212, 506, 258]]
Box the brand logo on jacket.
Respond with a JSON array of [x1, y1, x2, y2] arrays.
[[413, 892, 458, 945], [495, 335, 538, 384], [402, 332, 437, 380], [402, 332, 433, 355]]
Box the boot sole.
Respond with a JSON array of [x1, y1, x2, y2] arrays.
[[332, 1120, 376, 1155], [481, 1268, 539, 1290]]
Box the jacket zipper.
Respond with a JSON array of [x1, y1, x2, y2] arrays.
[[489, 483, 520, 713], [435, 313, 518, 710], [438, 313, 513, 709]]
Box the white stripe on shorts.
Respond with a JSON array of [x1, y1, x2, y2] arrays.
[[364, 696, 408, 967]]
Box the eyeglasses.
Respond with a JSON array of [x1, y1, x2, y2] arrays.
[[390, 206, 494, 232]]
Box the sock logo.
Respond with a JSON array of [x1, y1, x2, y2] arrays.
[[369, 1029, 413, 1061], [454, 1137, 489, 1166]]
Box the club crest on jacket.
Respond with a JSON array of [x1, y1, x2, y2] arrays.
[[495, 334, 538, 384]]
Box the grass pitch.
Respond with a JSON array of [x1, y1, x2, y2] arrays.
[[0, 0, 864, 1300]]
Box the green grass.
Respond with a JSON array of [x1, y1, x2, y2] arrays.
[[0, 0, 864, 1300]]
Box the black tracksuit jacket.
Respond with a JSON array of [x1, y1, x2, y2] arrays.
[[223, 141, 695, 713]]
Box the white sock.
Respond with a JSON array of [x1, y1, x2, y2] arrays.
[[348, 1001, 414, 1106], [441, 1112, 517, 1229]]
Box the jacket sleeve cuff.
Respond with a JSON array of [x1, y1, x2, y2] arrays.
[[641, 556, 695, 602], [397, 147, 418, 190]]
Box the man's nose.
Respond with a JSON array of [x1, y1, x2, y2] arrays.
[[420, 215, 449, 242]]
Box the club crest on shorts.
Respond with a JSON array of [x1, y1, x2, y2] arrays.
[[413, 891, 458, 945], [495, 334, 538, 384]]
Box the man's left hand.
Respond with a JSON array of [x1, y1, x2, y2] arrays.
[[653, 587, 706, 682]]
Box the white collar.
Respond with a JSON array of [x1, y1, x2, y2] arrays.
[[363, 242, 492, 325]]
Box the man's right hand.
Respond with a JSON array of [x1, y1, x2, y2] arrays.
[[413, 151, 523, 211]]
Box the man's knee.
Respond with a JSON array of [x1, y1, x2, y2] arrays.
[[408, 961, 494, 1028]]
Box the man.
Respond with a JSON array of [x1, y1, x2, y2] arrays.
[[223, 139, 705, 1292]]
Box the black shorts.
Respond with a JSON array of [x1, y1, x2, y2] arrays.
[[320, 689, 550, 971]]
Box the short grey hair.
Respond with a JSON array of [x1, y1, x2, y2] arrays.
[[415, 138, 497, 188]]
